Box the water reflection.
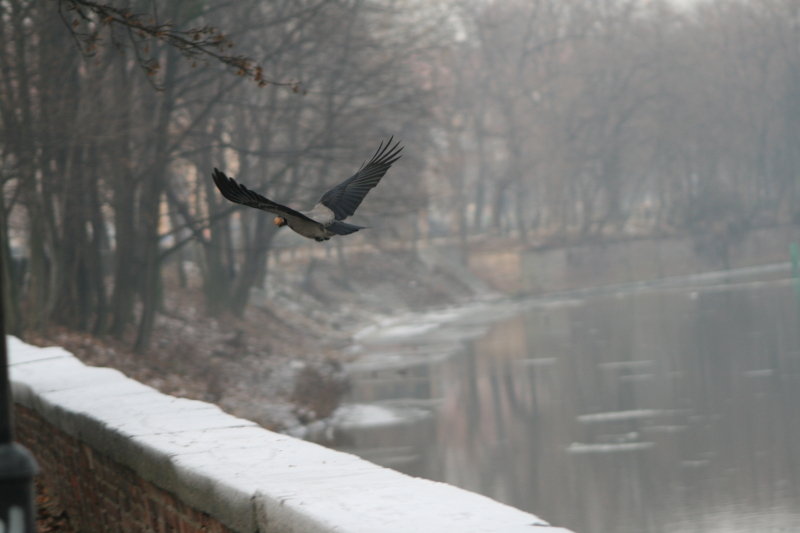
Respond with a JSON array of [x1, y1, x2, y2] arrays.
[[329, 279, 800, 533]]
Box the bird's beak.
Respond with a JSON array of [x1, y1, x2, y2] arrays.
[[273, 216, 287, 227]]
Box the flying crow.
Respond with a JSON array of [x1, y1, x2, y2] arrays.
[[212, 138, 403, 241]]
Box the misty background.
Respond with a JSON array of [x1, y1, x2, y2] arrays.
[[3, 0, 799, 347], [3, 1, 800, 532]]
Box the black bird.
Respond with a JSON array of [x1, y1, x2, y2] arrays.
[[212, 138, 403, 241]]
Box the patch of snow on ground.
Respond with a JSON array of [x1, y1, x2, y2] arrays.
[[577, 409, 662, 423], [332, 403, 430, 429], [567, 442, 655, 454], [666, 505, 800, 533]]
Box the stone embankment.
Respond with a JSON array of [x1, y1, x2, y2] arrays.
[[10, 336, 573, 533]]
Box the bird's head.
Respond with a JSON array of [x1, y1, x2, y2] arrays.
[[273, 216, 287, 227]]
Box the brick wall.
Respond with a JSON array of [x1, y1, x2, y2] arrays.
[[9, 336, 574, 533], [14, 405, 233, 533]]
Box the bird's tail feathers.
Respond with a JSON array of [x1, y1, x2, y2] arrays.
[[327, 220, 365, 235]]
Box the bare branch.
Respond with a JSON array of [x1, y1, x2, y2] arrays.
[[56, 0, 303, 91]]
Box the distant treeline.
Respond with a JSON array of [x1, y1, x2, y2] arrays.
[[432, 0, 800, 245], [1, 0, 798, 349]]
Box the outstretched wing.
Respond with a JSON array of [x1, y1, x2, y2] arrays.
[[318, 137, 403, 221], [212, 168, 314, 223]]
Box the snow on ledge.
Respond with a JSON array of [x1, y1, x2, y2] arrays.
[[8, 337, 572, 533]]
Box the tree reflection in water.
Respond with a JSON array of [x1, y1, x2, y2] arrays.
[[332, 281, 800, 533]]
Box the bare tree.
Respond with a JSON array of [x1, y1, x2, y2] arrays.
[[57, 0, 300, 89]]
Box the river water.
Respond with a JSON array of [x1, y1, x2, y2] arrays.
[[329, 271, 800, 533]]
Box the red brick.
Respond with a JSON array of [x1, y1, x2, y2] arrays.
[[14, 405, 236, 533]]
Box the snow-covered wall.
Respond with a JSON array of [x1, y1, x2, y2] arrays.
[[8, 337, 573, 533]]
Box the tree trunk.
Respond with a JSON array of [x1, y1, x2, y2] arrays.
[[134, 44, 180, 352]]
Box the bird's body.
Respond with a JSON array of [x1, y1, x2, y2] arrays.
[[212, 138, 402, 241]]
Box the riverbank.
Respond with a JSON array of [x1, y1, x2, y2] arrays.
[[20, 247, 499, 531], [26, 248, 487, 431], [311, 265, 800, 533], [27, 223, 799, 432], [12, 336, 574, 533]]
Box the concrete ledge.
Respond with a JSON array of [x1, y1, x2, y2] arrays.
[[9, 336, 572, 533]]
